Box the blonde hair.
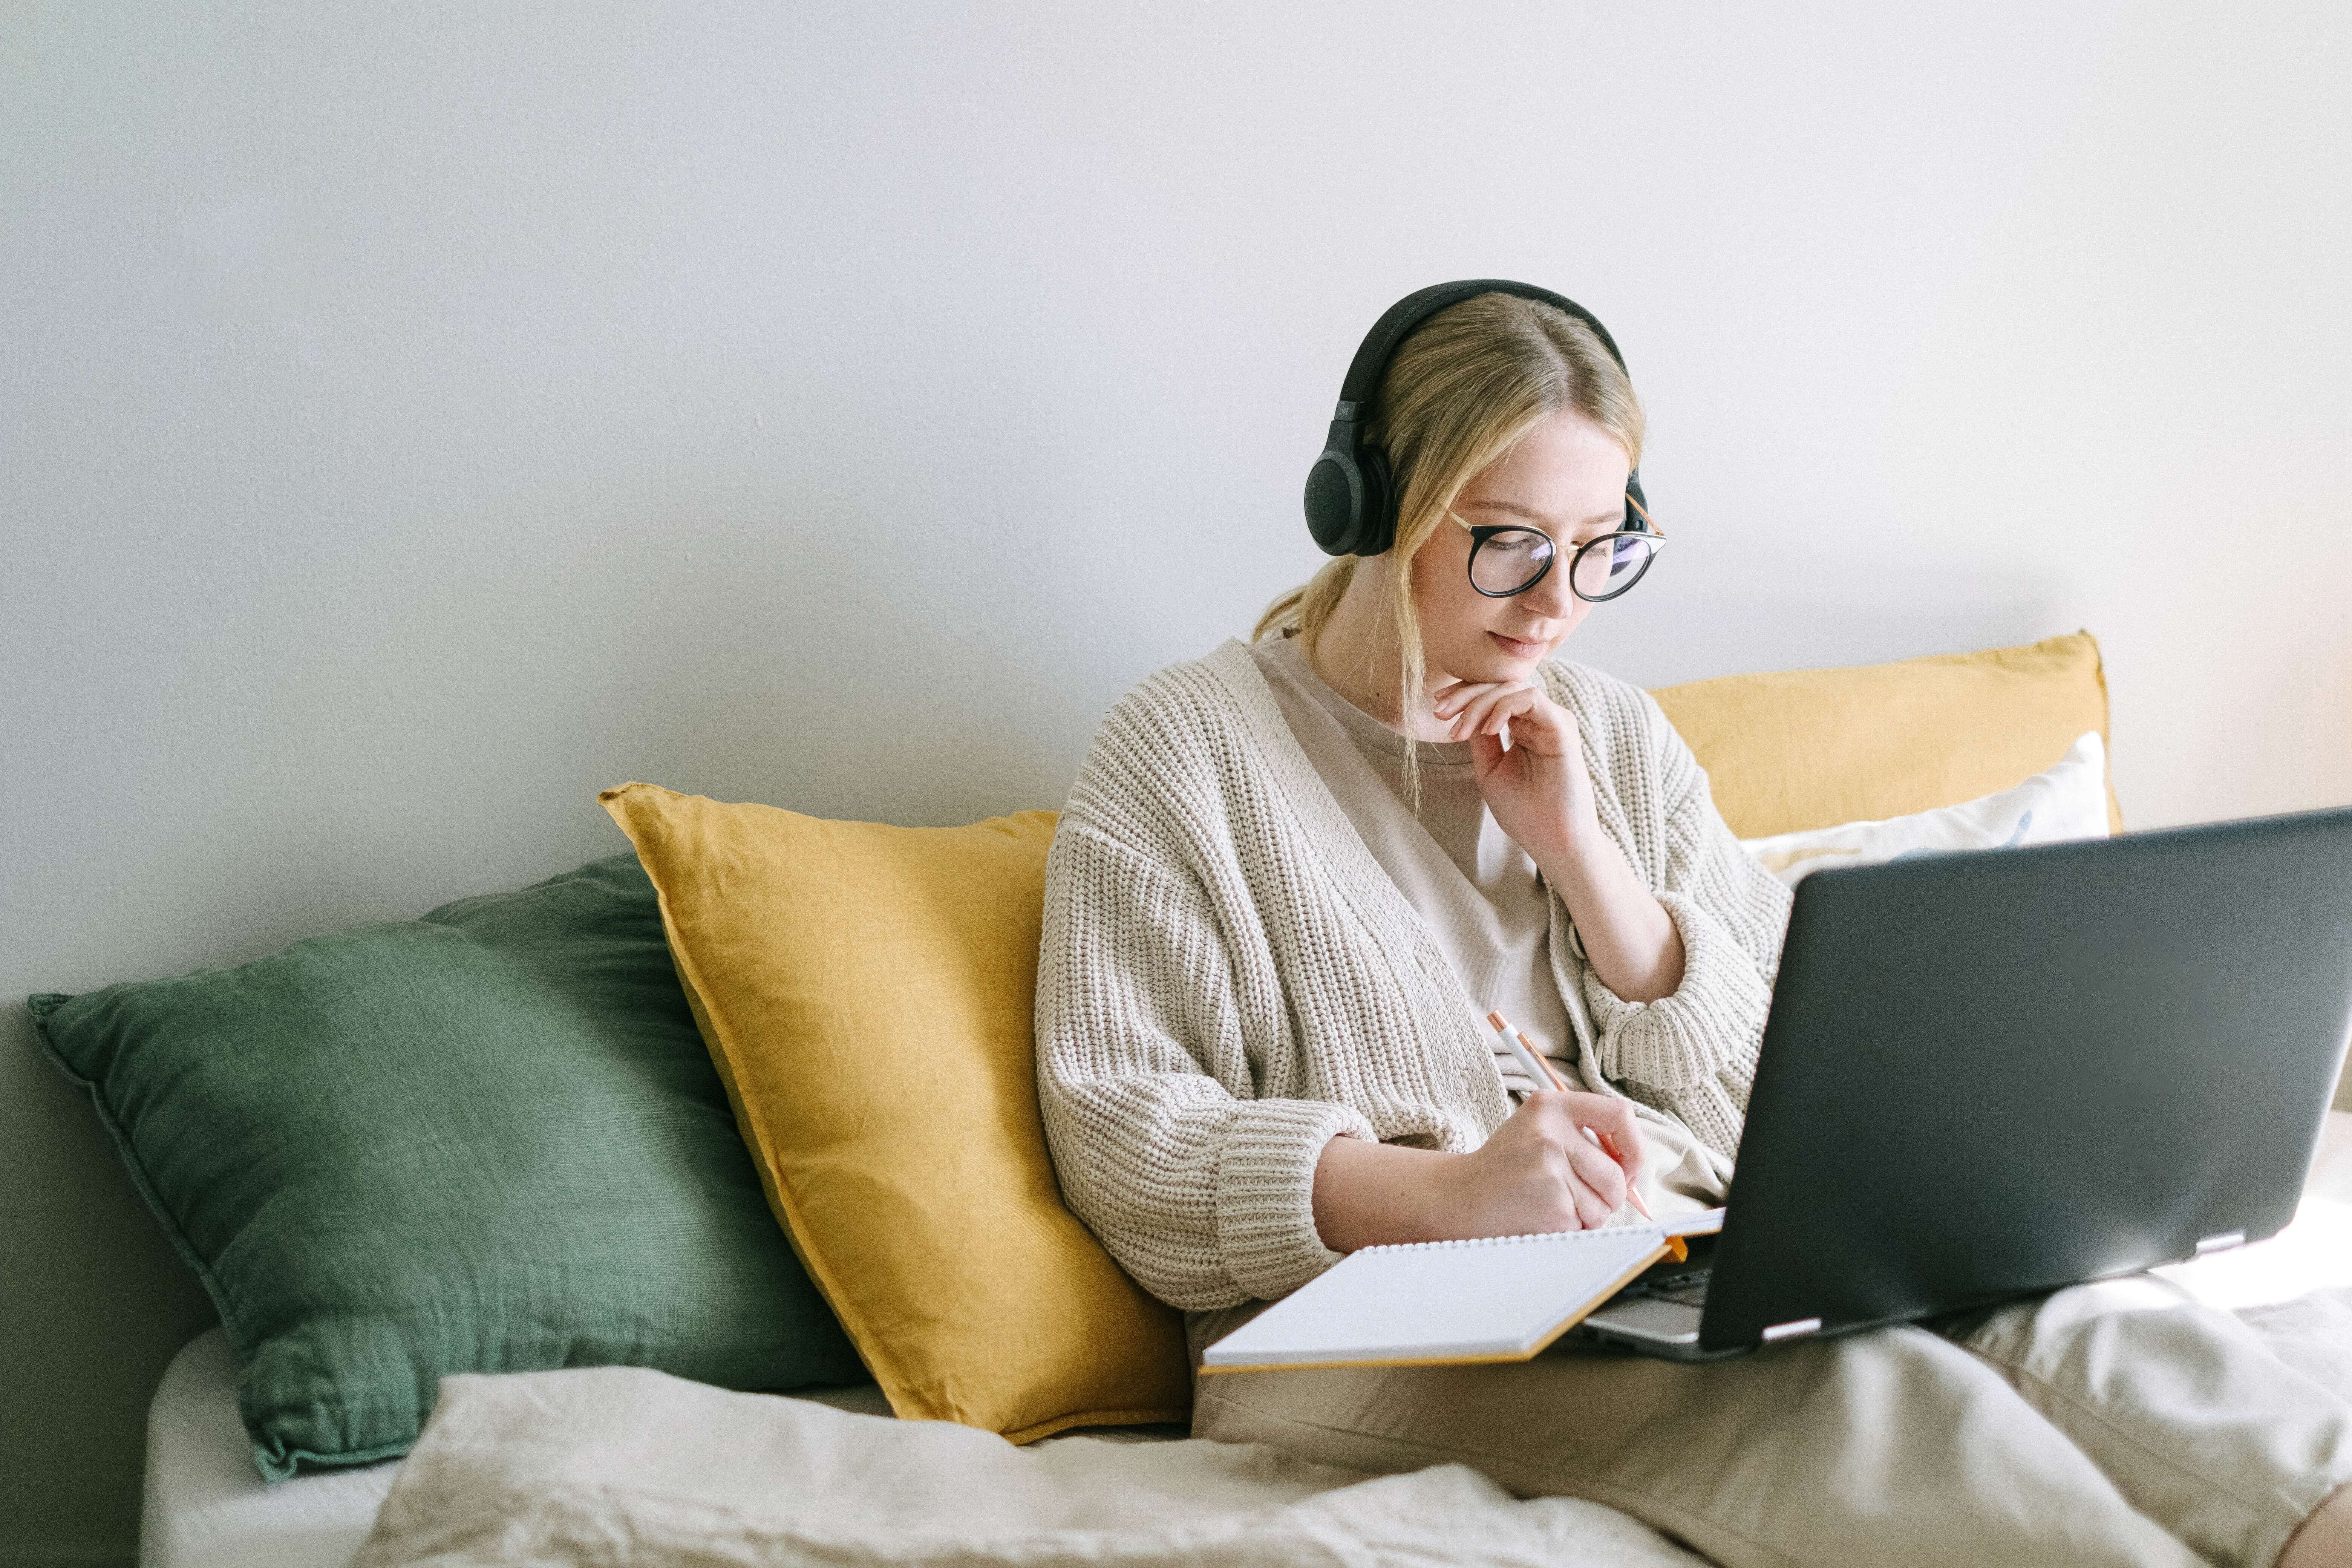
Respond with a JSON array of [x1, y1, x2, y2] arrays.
[[1253, 294, 1646, 753]]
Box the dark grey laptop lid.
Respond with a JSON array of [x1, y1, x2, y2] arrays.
[[1699, 805, 2352, 1353]]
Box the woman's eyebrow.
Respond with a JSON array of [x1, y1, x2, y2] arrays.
[[1457, 498, 1623, 533]]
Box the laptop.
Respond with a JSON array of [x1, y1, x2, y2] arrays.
[[1577, 804, 2352, 1360]]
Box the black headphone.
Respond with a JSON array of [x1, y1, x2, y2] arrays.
[[1303, 279, 1651, 559]]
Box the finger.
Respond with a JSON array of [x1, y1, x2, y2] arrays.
[[1437, 683, 1504, 732], [1430, 681, 1524, 719], [1589, 1126, 1652, 1218], [1449, 682, 1533, 742], [1430, 680, 1502, 719], [1566, 1095, 1645, 1191], [1482, 686, 1537, 739], [1562, 1128, 1630, 1213], [1599, 1129, 1646, 1193], [1594, 1130, 1646, 1200], [1489, 688, 1570, 750], [1468, 691, 1552, 750], [1559, 1156, 1615, 1230], [1588, 1102, 1646, 1187]]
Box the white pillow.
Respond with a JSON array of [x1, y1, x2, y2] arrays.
[[1739, 731, 2111, 888]]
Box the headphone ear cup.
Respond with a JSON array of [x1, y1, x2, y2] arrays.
[[1353, 446, 1396, 556], [1304, 449, 1366, 555]]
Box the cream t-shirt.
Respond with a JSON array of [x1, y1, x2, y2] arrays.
[[1248, 632, 1727, 1216]]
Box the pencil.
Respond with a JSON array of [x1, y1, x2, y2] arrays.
[[1487, 1009, 1563, 1093], [1486, 1008, 1576, 1093]]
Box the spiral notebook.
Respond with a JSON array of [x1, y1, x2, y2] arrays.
[[1199, 1211, 1724, 1374]]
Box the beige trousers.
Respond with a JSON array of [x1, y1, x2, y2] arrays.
[[1190, 1275, 2352, 1568]]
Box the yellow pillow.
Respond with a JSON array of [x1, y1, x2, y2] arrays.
[[598, 784, 1191, 1442], [1649, 631, 2123, 839]]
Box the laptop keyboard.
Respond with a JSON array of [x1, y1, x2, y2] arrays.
[[1628, 1267, 1713, 1308]]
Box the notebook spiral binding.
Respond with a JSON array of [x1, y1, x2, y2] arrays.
[[1363, 1228, 1646, 1255]]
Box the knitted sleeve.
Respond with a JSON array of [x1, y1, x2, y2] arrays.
[[1575, 692, 1793, 1159], [1035, 817, 1375, 1311]]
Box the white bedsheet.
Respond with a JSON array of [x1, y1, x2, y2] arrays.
[[142, 1335, 904, 1568], [352, 1364, 1712, 1568], [144, 1110, 2352, 1568], [144, 1331, 398, 1568]]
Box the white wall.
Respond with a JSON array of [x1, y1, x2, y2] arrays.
[[6, 4, 2349, 1559]]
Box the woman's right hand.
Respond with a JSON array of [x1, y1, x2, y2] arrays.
[[1309, 1091, 1648, 1252], [1438, 1089, 1645, 1236]]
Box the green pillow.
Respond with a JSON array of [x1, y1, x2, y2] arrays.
[[30, 853, 864, 1479]]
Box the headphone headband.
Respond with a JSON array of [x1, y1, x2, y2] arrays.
[[1333, 279, 1629, 416], [1305, 279, 1644, 559]]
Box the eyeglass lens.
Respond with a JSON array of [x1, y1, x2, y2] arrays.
[[1467, 528, 1553, 596], [1469, 527, 1658, 601], [1569, 531, 1658, 602]]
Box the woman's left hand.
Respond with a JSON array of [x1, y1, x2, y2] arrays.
[[1432, 678, 1600, 862]]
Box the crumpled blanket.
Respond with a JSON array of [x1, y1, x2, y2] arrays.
[[2239, 1291, 2352, 1398], [352, 1155, 2352, 1568], [349, 1365, 1708, 1567], [353, 1292, 2352, 1568]]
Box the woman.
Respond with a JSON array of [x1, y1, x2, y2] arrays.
[[1035, 283, 2352, 1567]]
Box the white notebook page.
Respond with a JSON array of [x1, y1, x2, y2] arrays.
[[1201, 1225, 1668, 1370]]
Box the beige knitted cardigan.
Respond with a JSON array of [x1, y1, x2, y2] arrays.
[[1035, 638, 1793, 1311]]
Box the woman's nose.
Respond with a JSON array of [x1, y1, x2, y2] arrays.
[[1524, 557, 1578, 618]]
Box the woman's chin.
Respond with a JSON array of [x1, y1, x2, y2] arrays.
[[1434, 645, 1548, 692]]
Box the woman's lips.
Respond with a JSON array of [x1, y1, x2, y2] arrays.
[[1488, 630, 1549, 659]]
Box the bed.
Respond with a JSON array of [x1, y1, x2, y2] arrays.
[[142, 1110, 2352, 1568], [141, 1330, 905, 1568]]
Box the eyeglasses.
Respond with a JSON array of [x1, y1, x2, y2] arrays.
[[1454, 499, 1667, 602]]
